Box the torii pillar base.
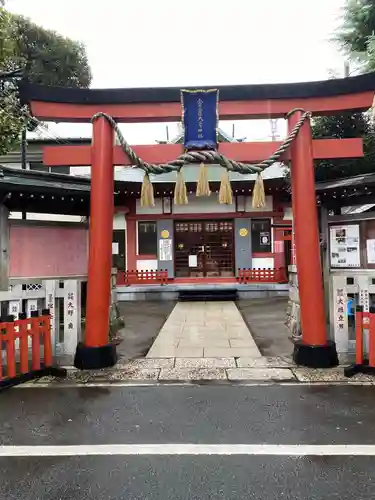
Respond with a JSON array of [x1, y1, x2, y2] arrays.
[[288, 110, 338, 369], [74, 342, 117, 370], [293, 340, 338, 369]]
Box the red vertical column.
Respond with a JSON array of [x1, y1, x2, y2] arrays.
[[288, 111, 338, 367], [126, 219, 137, 271], [74, 116, 117, 369]]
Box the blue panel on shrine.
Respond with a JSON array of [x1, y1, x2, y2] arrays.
[[181, 89, 218, 150]]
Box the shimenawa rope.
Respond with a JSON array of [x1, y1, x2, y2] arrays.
[[91, 109, 312, 207]]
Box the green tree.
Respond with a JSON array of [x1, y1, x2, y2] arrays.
[[335, 0, 375, 71], [312, 113, 375, 182], [12, 15, 91, 87], [310, 0, 375, 182], [0, 7, 25, 155], [0, 8, 92, 155]]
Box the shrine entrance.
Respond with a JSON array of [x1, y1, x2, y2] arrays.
[[174, 220, 234, 278], [20, 72, 375, 370]]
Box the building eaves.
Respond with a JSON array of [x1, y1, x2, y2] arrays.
[[316, 172, 375, 191], [0, 165, 91, 193]]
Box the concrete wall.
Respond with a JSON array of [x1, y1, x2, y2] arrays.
[[234, 218, 252, 275], [9, 224, 88, 278]]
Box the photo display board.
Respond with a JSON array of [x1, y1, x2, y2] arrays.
[[330, 225, 360, 268]]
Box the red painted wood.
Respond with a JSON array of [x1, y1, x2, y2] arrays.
[[4, 322, 16, 378], [0, 314, 53, 382], [30, 316, 41, 371], [236, 268, 287, 284], [42, 315, 53, 367], [356, 309, 364, 365], [126, 219, 137, 270], [369, 310, 375, 367], [30, 90, 375, 122], [123, 270, 168, 285], [173, 277, 237, 284], [18, 318, 29, 374], [85, 116, 114, 348], [252, 252, 276, 258], [43, 138, 364, 166], [289, 112, 327, 346]]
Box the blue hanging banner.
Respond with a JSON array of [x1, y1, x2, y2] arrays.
[[181, 89, 218, 150]]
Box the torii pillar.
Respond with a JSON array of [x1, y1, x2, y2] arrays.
[[288, 111, 338, 368], [74, 116, 118, 369]]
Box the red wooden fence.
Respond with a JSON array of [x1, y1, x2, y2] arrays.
[[345, 305, 375, 377], [0, 309, 66, 391], [237, 268, 287, 284]]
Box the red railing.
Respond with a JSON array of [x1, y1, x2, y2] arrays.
[[237, 268, 287, 284], [0, 309, 66, 390], [123, 270, 169, 286], [345, 305, 375, 377]]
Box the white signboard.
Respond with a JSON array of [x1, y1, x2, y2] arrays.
[[45, 280, 56, 351], [334, 287, 346, 335], [159, 239, 172, 261], [63, 280, 80, 355], [367, 239, 375, 264], [188, 254, 198, 267], [330, 225, 360, 268], [112, 242, 119, 255]]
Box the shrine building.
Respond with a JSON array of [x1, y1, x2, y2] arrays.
[[0, 133, 292, 289]]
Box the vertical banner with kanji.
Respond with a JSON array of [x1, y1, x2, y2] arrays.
[[63, 280, 81, 356], [181, 89, 218, 150]]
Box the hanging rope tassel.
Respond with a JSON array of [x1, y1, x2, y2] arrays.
[[252, 172, 266, 208], [219, 168, 233, 204], [141, 172, 155, 207], [196, 163, 211, 197], [174, 169, 188, 205]]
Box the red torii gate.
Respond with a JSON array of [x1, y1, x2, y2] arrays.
[[19, 74, 375, 369]]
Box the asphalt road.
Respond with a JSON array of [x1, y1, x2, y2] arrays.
[[2, 384, 375, 499]]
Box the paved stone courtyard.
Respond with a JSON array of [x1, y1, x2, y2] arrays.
[[147, 301, 262, 359], [39, 298, 375, 386], [31, 357, 375, 385]]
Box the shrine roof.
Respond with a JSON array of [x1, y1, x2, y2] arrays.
[[316, 172, 375, 208], [0, 164, 90, 192], [316, 172, 375, 191], [0, 165, 289, 215], [0, 164, 286, 190], [18, 72, 375, 105], [0, 165, 91, 215]]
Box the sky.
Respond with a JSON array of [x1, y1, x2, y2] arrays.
[[5, 0, 348, 143]]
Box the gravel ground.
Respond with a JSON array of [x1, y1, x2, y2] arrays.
[[116, 301, 176, 361], [236, 297, 292, 357]]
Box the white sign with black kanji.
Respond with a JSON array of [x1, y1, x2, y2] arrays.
[[63, 280, 81, 356]]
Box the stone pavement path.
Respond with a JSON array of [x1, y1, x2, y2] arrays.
[[146, 301, 262, 359]]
